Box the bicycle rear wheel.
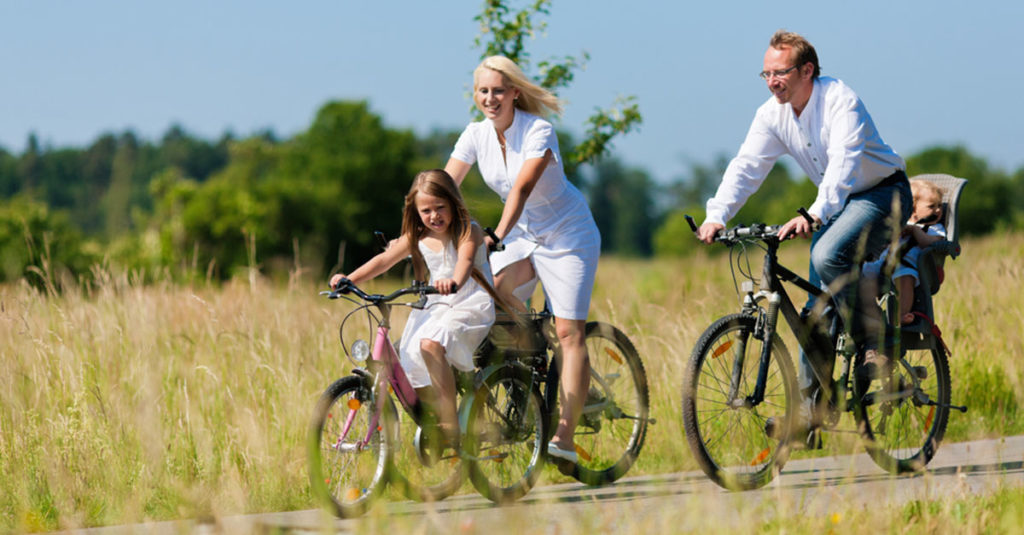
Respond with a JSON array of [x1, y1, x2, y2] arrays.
[[463, 363, 546, 504], [548, 321, 649, 486], [681, 314, 798, 490], [854, 344, 951, 473], [308, 375, 393, 518]]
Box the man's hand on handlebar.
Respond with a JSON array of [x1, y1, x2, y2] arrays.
[[777, 213, 821, 241], [697, 222, 724, 244]]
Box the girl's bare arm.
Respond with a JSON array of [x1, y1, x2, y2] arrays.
[[436, 224, 484, 295], [330, 235, 412, 287]]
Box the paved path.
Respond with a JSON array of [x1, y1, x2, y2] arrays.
[[65, 435, 1024, 533]]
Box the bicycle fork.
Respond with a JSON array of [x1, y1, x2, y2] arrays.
[[728, 290, 782, 408]]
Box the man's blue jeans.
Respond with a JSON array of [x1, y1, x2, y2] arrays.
[[798, 175, 912, 391]]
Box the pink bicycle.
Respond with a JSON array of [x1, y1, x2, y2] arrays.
[[307, 277, 547, 517]]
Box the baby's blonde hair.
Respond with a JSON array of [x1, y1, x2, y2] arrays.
[[910, 179, 946, 204]]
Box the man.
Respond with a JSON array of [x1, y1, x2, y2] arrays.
[[698, 30, 912, 424]]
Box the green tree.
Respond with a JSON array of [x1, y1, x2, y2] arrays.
[[588, 158, 656, 256], [0, 196, 96, 288], [653, 159, 804, 256], [151, 101, 416, 279], [906, 145, 1013, 235], [473, 0, 641, 167]]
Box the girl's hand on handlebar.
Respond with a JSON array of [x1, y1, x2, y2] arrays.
[[434, 278, 458, 295], [329, 273, 349, 290]]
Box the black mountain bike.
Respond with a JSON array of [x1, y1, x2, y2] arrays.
[[679, 212, 966, 490]]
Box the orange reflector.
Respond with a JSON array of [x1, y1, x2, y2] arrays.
[[344, 488, 362, 501], [347, 399, 361, 410], [750, 447, 770, 466], [925, 407, 935, 431], [489, 449, 502, 462], [712, 341, 734, 359], [604, 347, 623, 365], [575, 444, 592, 462]]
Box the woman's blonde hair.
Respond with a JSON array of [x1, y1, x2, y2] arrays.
[[474, 55, 563, 117]]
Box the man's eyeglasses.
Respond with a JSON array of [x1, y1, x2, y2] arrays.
[[759, 65, 799, 81]]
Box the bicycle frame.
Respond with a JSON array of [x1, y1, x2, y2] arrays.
[[330, 291, 428, 455], [733, 232, 851, 412]]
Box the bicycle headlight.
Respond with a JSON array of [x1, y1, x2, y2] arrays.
[[350, 339, 370, 363]]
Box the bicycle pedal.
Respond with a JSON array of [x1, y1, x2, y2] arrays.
[[549, 456, 576, 477]]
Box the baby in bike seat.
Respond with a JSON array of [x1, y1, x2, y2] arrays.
[[862, 179, 947, 324]]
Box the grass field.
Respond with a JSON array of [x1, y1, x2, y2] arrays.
[[2, 232, 1023, 532]]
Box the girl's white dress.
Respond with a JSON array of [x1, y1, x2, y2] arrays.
[[398, 239, 496, 388]]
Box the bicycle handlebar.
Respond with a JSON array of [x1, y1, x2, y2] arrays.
[[322, 278, 450, 304], [685, 208, 820, 245]]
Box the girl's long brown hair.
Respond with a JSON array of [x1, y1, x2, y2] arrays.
[[401, 169, 518, 316]]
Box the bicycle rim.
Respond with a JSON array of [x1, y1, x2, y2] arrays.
[[681, 314, 797, 490], [569, 322, 649, 485], [308, 376, 392, 518], [465, 365, 545, 504], [855, 344, 951, 473]]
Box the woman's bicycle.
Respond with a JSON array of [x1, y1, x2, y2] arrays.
[[679, 211, 966, 490], [468, 304, 651, 495], [467, 227, 651, 492], [308, 278, 494, 517]]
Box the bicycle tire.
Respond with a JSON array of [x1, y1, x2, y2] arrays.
[[681, 313, 798, 490], [388, 392, 466, 502], [308, 375, 394, 518], [545, 321, 650, 486], [854, 343, 951, 473], [464, 363, 546, 504]]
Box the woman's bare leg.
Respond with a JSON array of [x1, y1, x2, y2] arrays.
[[493, 258, 534, 312], [550, 316, 590, 450]]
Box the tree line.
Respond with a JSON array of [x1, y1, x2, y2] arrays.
[[2, 101, 1023, 289]]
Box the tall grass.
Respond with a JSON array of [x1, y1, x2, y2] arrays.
[[2, 232, 1022, 532]]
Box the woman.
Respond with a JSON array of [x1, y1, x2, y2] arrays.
[[444, 55, 601, 468]]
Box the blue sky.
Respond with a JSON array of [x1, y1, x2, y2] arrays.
[[3, 1, 1022, 183]]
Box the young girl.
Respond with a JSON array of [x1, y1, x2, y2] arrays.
[[329, 169, 498, 445]]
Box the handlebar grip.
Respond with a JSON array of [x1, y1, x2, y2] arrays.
[[483, 227, 506, 252], [373, 231, 388, 252], [684, 214, 698, 233], [332, 277, 352, 292], [796, 208, 822, 232]]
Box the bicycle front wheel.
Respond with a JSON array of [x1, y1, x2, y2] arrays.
[[308, 375, 393, 518], [681, 314, 798, 490], [854, 343, 951, 473], [464, 364, 546, 504], [560, 322, 649, 486]]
